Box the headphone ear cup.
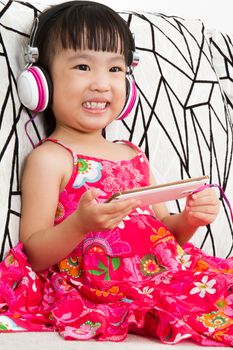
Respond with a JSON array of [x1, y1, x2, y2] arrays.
[[17, 65, 52, 112], [116, 75, 138, 120]]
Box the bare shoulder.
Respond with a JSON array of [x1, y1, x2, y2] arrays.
[[21, 141, 73, 189], [24, 141, 69, 166]]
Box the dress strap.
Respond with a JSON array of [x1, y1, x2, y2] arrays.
[[38, 138, 80, 191], [114, 140, 144, 155], [39, 138, 78, 166]]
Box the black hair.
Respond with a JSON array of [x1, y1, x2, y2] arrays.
[[34, 1, 135, 136]]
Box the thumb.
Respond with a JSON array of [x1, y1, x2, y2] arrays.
[[80, 188, 101, 204]]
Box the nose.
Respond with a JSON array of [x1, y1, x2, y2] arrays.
[[89, 70, 110, 92]]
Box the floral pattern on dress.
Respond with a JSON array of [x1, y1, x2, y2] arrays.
[[0, 316, 25, 331], [197, 310, 233, 333], [59, 256, 83, 278], [101, 161, 144, 193], [82, 230, 131, 256], [73, 159, 102, 188], [140, 254, 166, 276], [55, 201, 66, 223]]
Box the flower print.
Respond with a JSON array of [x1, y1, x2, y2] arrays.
[[88, 256, 120, 281], [194, 259, 209, 272], [150, 226, 174, 246], [78, 321, 101, 336], [55, 201, 65, 223], [117, 215, 131, 229], [25, 266, 37, 292], [0, 316, 25, 331], [197, 310, 233, 333], [59, 256, 83, 278], [153, 246, 179, 270], [154, 273, 172, 285], [51, 275, 72, 292], [4, 253, 19, 267], [62, 322, 101, 340], [40, 286, 55, 312], [140, 254, 166, 277], [216, 295, 233, 316], [101, 161, 144, 193], [73, 159, 102, 188], [116, 208, 152, 230], [176, 245, 192, 270], [190, 275, 216, 298], [90, 286, 124, 298], [134, 207, 150, 215], [212, 328, 229, 343], [130, 215, 149, 229], [176, 253, 192, 270], [83, 230, 131, 256], [173, 333, 192, 343], [133, 286, 154, 298]]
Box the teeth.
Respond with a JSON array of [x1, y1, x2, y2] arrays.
[[83, 101, 107, 109]]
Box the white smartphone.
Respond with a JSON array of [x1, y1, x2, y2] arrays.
[[106, 175, 209, 206]]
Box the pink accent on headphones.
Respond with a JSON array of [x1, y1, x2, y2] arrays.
[[17, 65, 50, 112], [28, 67, 47, 112], [116, 75, 138, 120]]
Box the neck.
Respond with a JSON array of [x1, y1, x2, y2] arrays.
[[50, 125, 106, 148]]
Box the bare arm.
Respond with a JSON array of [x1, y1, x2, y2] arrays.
[[20, 145, 139, 272]]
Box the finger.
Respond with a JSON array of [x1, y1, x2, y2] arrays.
[[188, 194, 219, 207], [188, 211, 216, 225], [102, 198, 140, 214], [187, 204, 219, 215], [79, 188, 101, 205], [190, 188, 218, 201]]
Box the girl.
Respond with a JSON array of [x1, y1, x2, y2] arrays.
[[1, 1, 232, 346]]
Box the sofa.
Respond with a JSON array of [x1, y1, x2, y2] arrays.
[[0, 0, 233, 349]]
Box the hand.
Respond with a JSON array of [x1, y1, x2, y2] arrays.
[[184, 188, 220, 228], [74, 188, 140, 234]]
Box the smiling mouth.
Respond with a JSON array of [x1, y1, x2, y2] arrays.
[[82, 101, 109, 110]]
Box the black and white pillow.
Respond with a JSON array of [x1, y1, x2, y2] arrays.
[[0, 1, 232, 260], [209, 30, 233, 121]]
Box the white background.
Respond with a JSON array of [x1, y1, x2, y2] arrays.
[[32, 0, 233, 35]]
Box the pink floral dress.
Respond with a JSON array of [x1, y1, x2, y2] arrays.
[[1, 138, 233, 346]]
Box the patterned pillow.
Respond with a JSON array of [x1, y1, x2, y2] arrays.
[[0, 1, 232, 260], [209, 30, 233, 121]]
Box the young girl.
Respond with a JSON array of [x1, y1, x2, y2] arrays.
[[1, 0, 232, 346]]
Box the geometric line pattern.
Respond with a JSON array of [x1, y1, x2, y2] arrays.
[[0, 2, 233, 259], [210, 31, 233, 123]]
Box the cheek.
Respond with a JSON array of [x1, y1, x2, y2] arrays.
[[116, 79, 127, 106], [52, 77, 78, 107]]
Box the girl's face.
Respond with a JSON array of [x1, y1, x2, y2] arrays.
[[50, 47, 127, 135]]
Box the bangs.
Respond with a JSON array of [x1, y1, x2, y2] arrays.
[[60, 10, 125, 54], [38, 4, 133, 67]]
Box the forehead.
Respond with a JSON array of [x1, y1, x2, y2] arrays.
[[53, 47, 126, 64]]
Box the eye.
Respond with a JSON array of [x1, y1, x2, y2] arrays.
[[110, 66, 124, 73], [74, 64, 90, 71]]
